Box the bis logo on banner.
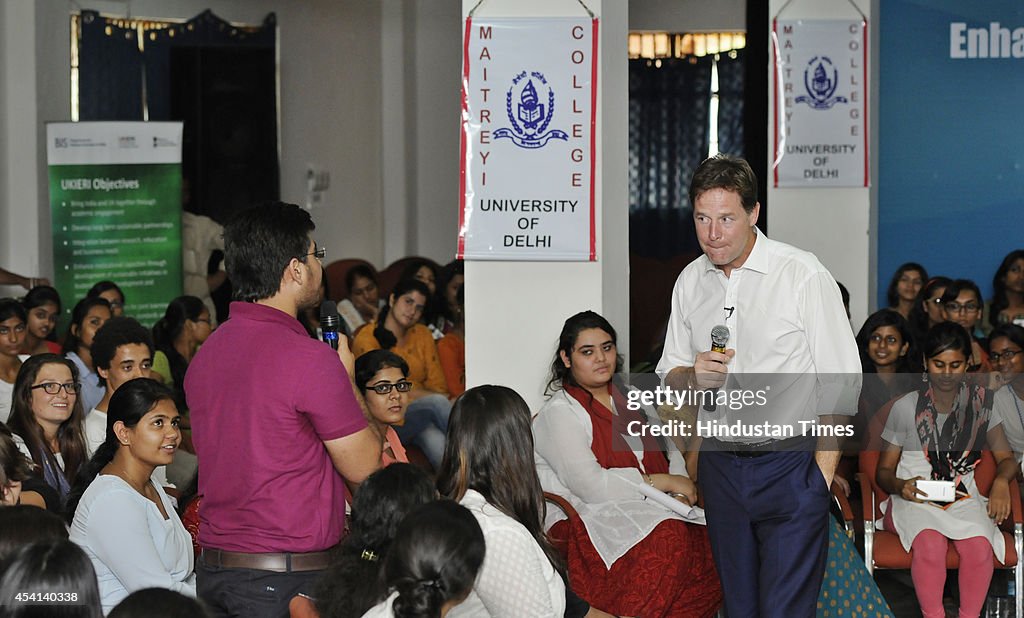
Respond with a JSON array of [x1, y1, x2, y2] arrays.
[[493, 70, 568, 149], [795, 56, 849, 110]]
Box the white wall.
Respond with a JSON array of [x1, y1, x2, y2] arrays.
[[0, 0, 42, 298], [629, 0, 745, 32], [765, 0, 872, 329], [462, 0, 629, 412], [2, 0, 388, 301]]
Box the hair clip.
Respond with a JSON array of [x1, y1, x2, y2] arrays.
[[360, 549, 379, 562]]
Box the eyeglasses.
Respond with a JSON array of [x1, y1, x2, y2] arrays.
[[990, 349, 1023, 362], [31, 382, 80, 395], [367, 380, 413, 395], [298, 246, 326, 262], [943, 302, 980, 314]]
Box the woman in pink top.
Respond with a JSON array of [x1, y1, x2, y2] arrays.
[[354, 350, 412, 466]]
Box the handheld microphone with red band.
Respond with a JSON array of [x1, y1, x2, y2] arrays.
[[319, 300, 341, 351], [704, 325, 730, 412]]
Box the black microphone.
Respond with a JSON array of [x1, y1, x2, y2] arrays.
[[704, 325, 731, 412], [319, 300, 341, 351]]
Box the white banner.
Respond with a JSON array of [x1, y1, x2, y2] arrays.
[[772, 19, 868, 187], [459, 17, 597, 261]]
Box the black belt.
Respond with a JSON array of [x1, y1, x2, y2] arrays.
[[707, 435, 813, 457]]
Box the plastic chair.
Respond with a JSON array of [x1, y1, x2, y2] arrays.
[[857, 399, 1023, 617]]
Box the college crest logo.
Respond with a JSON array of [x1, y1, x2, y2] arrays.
[[493, 70, 568, 149], [795, 56, 848, 110]]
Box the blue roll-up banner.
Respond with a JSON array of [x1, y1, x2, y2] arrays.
[[878, 0, 1024, 305]]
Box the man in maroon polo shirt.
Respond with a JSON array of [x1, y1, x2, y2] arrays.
[[186, 201, 381, 618]]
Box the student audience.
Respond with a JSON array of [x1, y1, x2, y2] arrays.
[[877, 322, 1016, 618], [534, 311, 721, 617], [990, 249, 1024, 328], [0, 430, 34, 507], [0, 298, 28, 424], [354, 350, 413, 467], [7, 354, 88, 508], [398, 259, 443, 337], [150, 296, 211, 406], [0, 505, 69, 562], [909, 276, 951, 344], [437, 285, 465, 397], [338, 264, 385, 335], [438, 384, 569, 618], [940, 278, 991, 371], [63, 296, 112, 414], [855, 309, 922, 422], [19, 285, 62, 355], [0, 425, 57, 511], [9, 246, 1024, 617], [300, 463, 436, 618], [86, 281, 126, 317], [108, 588, 211, 618], [353, 278, 450, 469], [990, 324, 1024, 461], [67, 378, 195, 614], [0, 540, 104, 618], [434, 260, 464, 335], [82, 318, 155, 456], [886, 262, 928, 320], [361, 500, 485, 618]]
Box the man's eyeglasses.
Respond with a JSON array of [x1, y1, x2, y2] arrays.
[[298, 246, 327, 262], [990, 349, 1023, 362], [367, 381, 413, 395], [943, 302, 980, 314], [31, 382, 81, 395]]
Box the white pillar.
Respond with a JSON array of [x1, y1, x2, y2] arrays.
[[462, 0, 629, 412]]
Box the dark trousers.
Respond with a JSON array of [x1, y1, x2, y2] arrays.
[[700, 448, 830, 618], [197, 557, 322, 618]]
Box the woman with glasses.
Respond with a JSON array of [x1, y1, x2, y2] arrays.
[[990, 249, 1024, 329], [0, 299, 29, 424], [19, 285, 62, 356], [352, 279, 450, 469], [6, 354, 88, 508], [354, 350, 414, 467], [940, 279, 991, 372], [876, 322, 1017, 618], [886, 262, 928, 320], [66, 378, 195, 614], [990, 324, 1024, 462]]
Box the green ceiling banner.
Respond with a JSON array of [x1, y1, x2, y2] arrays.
[[46, 122, 183, 327]]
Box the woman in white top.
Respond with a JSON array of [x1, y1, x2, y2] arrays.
[[436, 385, 568, 618], [361, 500, 484, 618], [534, 311, 720, 618], [7, 353, 89, 508], [990, 324, 1024, 461], [67, 378, 195, 614], [877, 322, 1017, 618]]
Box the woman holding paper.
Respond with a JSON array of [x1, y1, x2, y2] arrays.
[[534, 311, 721, 618], [876, 321, 1017, 618]]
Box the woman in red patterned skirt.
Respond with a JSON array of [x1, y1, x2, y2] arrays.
[[534, 311, 721, 618]]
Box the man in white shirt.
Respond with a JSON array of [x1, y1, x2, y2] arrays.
[[85, 317, 170, 489], [657, 155, 861, 617]]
